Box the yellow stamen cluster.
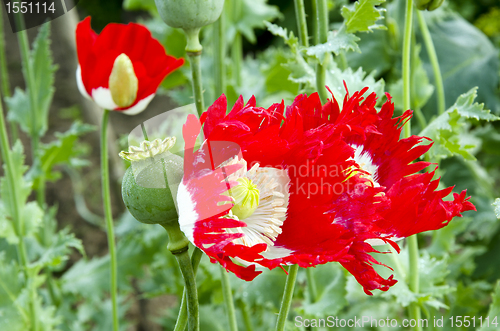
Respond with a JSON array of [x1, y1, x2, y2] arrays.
[[229, 177, 260, 220]]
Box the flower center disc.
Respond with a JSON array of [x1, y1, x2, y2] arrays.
[[230, 177, 260, 220]]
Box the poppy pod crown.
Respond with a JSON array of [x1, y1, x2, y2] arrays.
[[76, 17, 184, 115]]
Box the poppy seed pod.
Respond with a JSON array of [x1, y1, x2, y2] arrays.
[[154, 0, 225, 31], [120, 138, 184, 227]]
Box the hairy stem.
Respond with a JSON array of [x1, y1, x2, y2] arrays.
[[315, 0, 329, 103], [220, 268, 238, 331], [238, 299, 254, 331], [408, 235, 422, 331], [294, 0, 309, 48], [173, 248, 203, 331], [402, 0, 414, 137], [232, 0, 243, 86], [101, 109, 119, 331], [214, 10, 226, 97], [305, 268, 318, 302], [417, 10, 445, 115], [275, 264, 299, 331], [174, 249, 200, 331]]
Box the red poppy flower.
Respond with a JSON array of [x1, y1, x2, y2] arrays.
[[76, 17, 184, 115], [176, 89, 475, 295]]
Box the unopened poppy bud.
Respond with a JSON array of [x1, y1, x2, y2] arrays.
[[120, 138, 184, 227], [109, 53, 139, 108], [416, 0, 444, 11]]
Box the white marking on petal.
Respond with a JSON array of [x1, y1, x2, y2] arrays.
[[177, 182, 198, 243], [365, 237, 403, 246], [350, 144, 380, 187], [76, 66, 92, 100], [226, 163, 291, 256], [122, 94, 155, 116], [92, 87, 119, 110]]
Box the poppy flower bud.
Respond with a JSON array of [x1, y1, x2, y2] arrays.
[[416, 0, 444, 11], [109, 54, 139, 108], [120, 138, 184, 227], [154, 0, 225, 31]]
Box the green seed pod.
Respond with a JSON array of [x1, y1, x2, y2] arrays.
[[120, 138, 184, 227], [416, 0, 444, 11], [154, 0, 225, 30]]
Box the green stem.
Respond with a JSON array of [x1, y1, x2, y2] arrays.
[[402, 0, 414, 138], [315, 0, 329, 103], [408, 235, 422, 331], [184, 28, 204, 117], [275, 264, 299, 331], [305, 268, 318, 302], [214, 10, 226, 97], [173, 247, 203, 331], [220, 267, 238, 331], [101, 109, 119, 331], [402, 0, 421, 328], [294, 0, 309, 48], [16, 20, 39, 160], [238, 299, 254, 331], [311, 0, 319, 45], [232, 0, 243, 86], [0, 90, 37, 330], [174, 249, 199, 331], [189, 52, 204, 118], [416, 10, 445, 115], [0, 1, 16, 146], [0, 4, 10, 99]]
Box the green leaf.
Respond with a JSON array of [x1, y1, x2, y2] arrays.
[[33, 229, 84, 271], [123, 0, 157, 12], [34, 122, 95, 185], [494, 199, 500, 219], [421, 12, 500, 114], [232, 0, 282, 44], [341, 0, 387, 34], [478, 281, 500, 331], [420, 88, 499, 162], [0, 254, 30, 330], [326, 66, 385, 104], [6, 23, 57, 138], [306, 26, 361, 61], [0, 142, 32, 222], [298, 264, 347, 317]]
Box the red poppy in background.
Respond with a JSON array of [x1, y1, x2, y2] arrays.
[[76, 16, 184, 115], [176, 89, 475, 295]]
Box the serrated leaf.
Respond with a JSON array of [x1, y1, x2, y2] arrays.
[[0, 254, 30, 330], [326, 66, 385, 104], [420, 88, 499, 162], [0, 142, 32, 223], [341, 0, 387, 34], [33, 229, 84, 271], [478, 281, 500, 331], [6, 23, 57, 138], [32, 122, 95, 186], [306, 26, 361, 62], [493, 199, 500, 219]]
